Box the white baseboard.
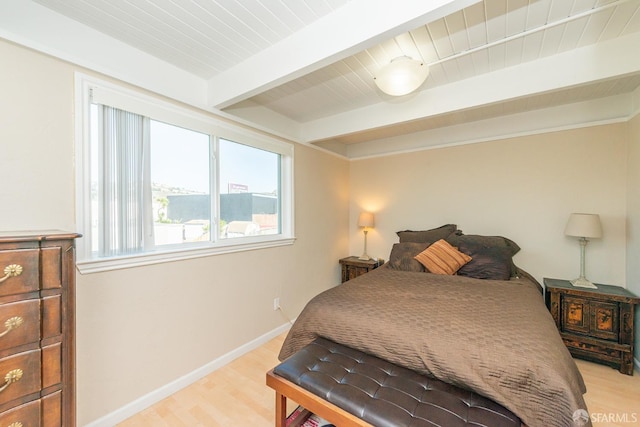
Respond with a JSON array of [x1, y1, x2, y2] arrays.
[[84, 322, 292, 427]]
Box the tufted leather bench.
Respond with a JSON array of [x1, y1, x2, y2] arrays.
[[266, 337, 522, 427]]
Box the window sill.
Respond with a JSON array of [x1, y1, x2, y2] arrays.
[[76, 236, 296, 274]]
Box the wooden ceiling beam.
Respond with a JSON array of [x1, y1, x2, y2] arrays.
[[299, 31, 640, 144], [206, 0, 480, 110]]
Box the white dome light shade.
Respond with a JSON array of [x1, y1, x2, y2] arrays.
[[374, 56, 429, 96]]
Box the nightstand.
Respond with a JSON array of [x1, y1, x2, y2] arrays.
[[544, 278, 640, 375], [339, 256, 383, 283]]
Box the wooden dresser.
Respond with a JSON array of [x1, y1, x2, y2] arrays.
[[0, 232, 79, 426]]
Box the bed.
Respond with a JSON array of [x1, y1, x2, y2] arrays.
[[279, 224, 590, 427]]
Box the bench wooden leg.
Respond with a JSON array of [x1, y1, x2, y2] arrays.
[[275, 391, 287, 427], [267, 369, 373, 427]]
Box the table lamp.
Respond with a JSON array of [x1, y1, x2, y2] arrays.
[[358, 212, 374, 260], [564, 213, 602, 288]]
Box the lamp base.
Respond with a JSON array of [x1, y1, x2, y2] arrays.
[[358, 254, 371, 261], [570, 277, 598, 289]]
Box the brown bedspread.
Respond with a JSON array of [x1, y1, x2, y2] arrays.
[[279, 266, 590, 427]]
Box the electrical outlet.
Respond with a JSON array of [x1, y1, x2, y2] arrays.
[[273, 297, 280, 311]]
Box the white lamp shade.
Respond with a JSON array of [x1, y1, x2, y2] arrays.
[[374, 57, 429, 96], [564, 213, 602, 238], [358, 212, 374, 228]]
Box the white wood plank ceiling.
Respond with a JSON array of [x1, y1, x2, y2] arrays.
[[243, 0, 640, 121], [6, 0, 640, 157], [30, 0, 352, 79]]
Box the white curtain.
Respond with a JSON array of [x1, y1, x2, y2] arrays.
[[98, 105, 154, 256]]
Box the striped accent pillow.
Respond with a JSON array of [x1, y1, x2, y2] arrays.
[[414, 239, 472, 275]]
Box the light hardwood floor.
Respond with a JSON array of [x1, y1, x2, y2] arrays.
[[119, 333, 640, 426]]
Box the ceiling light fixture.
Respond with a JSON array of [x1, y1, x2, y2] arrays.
[[374, 56, 429, 96]]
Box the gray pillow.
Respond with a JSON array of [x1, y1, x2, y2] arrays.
[[445, 234, 521, 279], [387, 242, 430, 272], [446, 234, 520, 256], [456, 246, 513, 280], [396, 224, 457, 244]]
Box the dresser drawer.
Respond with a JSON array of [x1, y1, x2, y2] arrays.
[[0, 300, 40, 353], [42, 344, 61, 391], [0, 399, 40, 426], [0, 371, 62, 427], [42, 391, 61, 427], [0, 350, 41, 407], [40, 247, 62, 291], [41, 296, 61, 341], [0, 250, 40, 297]]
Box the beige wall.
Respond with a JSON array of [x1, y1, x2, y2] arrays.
[[626, 112, 640, 362], [0, 39, 349, 425], [3, 33, 638, 422], [349, 125, 629, 286], [0, 40, 76, 230]]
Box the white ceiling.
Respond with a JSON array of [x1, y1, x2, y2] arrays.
[[2, 0, 640, 158]]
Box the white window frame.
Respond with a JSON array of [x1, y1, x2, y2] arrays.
[[75, 74, 295, 273]]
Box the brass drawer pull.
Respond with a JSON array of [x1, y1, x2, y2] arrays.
[[0, 316, 24, 338], [0, 369, 22, 393], [0, 264, 23, 284], [8, 423, 23, 427]]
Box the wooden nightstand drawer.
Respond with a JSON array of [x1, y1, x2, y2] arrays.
[[590, 301, 619, 341], [561, 296, 619, 341], [561, 333, 622, 358], [562, 297, 589, 334]]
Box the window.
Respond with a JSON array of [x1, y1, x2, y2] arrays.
[[218, 139, 281, 239], [76, 75, 294, 272]]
